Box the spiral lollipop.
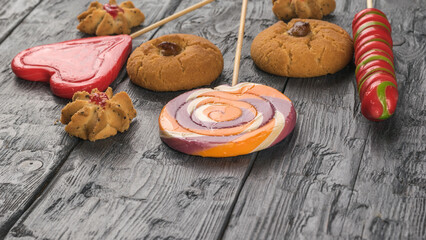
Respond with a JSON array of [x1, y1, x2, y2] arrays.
[[159, 83, 296, 157], [158, 0, 297, 157]]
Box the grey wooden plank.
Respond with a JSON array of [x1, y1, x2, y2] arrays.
[[222, 0, 426, 239], [0, 0, 181, 238], [0, 0, 41, 44], [339, 2, 426, 239], [3, 0, 290, 239]]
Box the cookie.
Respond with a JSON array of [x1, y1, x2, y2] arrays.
[[61, 87, 136, 141], [77, 0, 145, 36], [127, 34, 224, 92], [272, 0, 336, 21], [251, 19, 353, 78]]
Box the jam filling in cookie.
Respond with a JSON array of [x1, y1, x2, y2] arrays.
[[77, 0, 145, 36], [251, 19, 353, 78], [61, 87, 137, 141], [90, 91, 109, 107], [287, 21, 311, 37], [127, 34, 224, 91], [103, 3, 124, 18], [157, 42, 182, 56]]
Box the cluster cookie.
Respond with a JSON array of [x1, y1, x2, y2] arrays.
[[127, 34, 224, 92], [272, 0, 336, 20], [61, 87, 136, 141], [251, 19, 353, 78], [77, 0, 145, 36]]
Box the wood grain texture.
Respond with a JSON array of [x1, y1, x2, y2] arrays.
[[0, 0, 182, 238], [0, 0, 41, 44], [339, 2, 426, 239], [3, 0, 285, 239], [0, 0, 85, 236], [0, 0, 424, 239], [222, 0, 426, 239]]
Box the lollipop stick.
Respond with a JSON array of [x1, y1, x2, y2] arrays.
[[232, 0, 249, 86], [130, 0, 215, 39], [367, 0, 373, 8]]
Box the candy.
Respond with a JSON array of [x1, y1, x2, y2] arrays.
[[361, 81, 398, 120], [355, 32, 393, 49], [354, 21, 391, 42], [353, 8, 388, 27], [356, 48, 394, 65], [355, 41, 394, 64], [358, 71, 397, 99], [355, 54, 394, 75], [11, 35, 132, 99], [356, 64, 395, 87], [352, 14, 391, 35], [159, 82, 296, 157], [352, 8, 398, 121]]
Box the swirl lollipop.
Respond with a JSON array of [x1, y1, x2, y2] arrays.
[[159, 0, 297, 157], [352, 0, 398, 121]]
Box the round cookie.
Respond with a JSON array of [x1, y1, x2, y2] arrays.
[[127, 34, 224, 91], [251, 19, 353, 78], [272, 0, 336, 21]]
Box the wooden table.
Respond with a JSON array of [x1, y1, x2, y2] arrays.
[[0, 0, 425, 239]]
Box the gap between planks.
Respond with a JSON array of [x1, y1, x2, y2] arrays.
[[0, 141, 81, 239], [216, 77, 291, 239], [2, 1, 293, 238], [337, 124, 371, 237], [0, 0, 44, 45], [0, 0, 185, 238], [216, 152, 259, 240]]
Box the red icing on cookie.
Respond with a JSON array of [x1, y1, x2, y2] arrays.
[[11, 35, 132, 99]]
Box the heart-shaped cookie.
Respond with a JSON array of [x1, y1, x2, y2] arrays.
[[11, 35, 132, 99]]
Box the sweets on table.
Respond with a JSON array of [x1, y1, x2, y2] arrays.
[[77, 0, 145, 36], [12, 0, 216, 99], [11, 35, 132, 99], [61, 87, 136, 141], [272, 0, 336, 21], [127, 34, 224, 91], [251, 19, 353, 78], [159, 82, 296, 157], [352, 8, 398, 121]]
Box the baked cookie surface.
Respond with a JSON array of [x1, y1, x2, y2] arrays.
[[61, 87, 136, 141], [272, 0, 336, 21], [77, 0, 145, 36], [127, 34, 224, 92], [251, 19, 353, 78]]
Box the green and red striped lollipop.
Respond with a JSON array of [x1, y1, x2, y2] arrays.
[[352, 0, 398, 121]]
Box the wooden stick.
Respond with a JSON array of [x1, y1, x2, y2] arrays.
[[130, 0, 215, 39], [367, 0, 373, 8], [232, 0, 249, 86]]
